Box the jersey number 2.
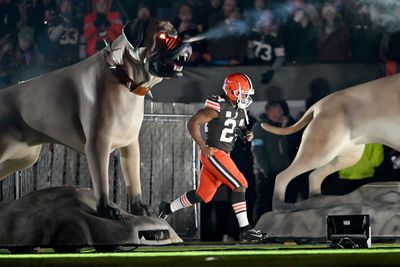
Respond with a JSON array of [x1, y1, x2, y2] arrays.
[[220, 119, 236, 142]]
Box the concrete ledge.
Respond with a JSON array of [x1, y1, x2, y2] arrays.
[[0, 186, 182, 248], [255, 182, 400, 239]]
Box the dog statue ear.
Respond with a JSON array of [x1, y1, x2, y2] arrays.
[[123, 18, 149, 49]]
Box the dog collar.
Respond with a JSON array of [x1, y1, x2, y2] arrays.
[[104, 44, 151, 96], [109, 65, 150, 96]]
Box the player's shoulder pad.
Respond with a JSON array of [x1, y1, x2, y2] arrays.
[[205, 95, 223, 112], [209, 95, 225, 102]]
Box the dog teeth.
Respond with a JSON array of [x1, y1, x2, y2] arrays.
[[177, 53, 189, 62], [174, 65, 183, 71]]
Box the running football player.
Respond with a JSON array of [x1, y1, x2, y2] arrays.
[[158, 73, 266, 242]]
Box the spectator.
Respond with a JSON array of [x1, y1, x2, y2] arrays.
[[247, 10, 285, 65], [23, 0, 57, 67], [0, 0, 21, 42], [253, 0, 266, 13], [283, 6, 317, 62], [322, 144, 384, 195], [16, 27, 36, 65], [173, 3, 201, 63], [174, 4, 198, 39], [136, 3, 151, 20], [187, 0, 212, 32], [14, 26, 44, 81], [206, 0, 222, 24], [207, 0, 248, 65], [245, 0, 267, 29], [289, 0, 305, 12], [349, 2, 382, 62], [84, 0, 123, 57], [339, 144, 384, 181], [264, 85, 291, 118], [303, 3, 320, 28], [47, 0, 81, 68], [0, 34, 15, 89], [316, 3, 351, 62], [69, 0, 90, 23], [251, 101, 299, 221], [208, 0, 236, 31], [172, 0, 209, 33], [25, 0, 57, 29]]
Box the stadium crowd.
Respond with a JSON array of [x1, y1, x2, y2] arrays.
[[1, 0, 399, 88]]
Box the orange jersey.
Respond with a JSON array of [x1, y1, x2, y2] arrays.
[[83, 12, 123, 56]]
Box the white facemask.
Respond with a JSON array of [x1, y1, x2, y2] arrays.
[[235, 84, 254, 124]]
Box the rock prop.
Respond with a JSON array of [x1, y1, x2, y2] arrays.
[[0, 187, 182, 251], [255, 182, 400, 241]]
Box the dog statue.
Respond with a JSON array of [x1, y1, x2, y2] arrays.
[[260, 74, 400, 210], [0, 18, 192, 219]]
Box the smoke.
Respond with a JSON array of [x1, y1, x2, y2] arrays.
[[186, 15, 254, 43], [360, 0, 400, 33], [202, 19, 250, 39], [185, 0, 400, 44], [186, 5, 290, 43]]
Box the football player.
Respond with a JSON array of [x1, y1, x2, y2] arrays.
[[159, 73, 266, 242]]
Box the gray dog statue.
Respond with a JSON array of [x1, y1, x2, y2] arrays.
[[261, 74, 400, 210], [0, 18, 192, 219]]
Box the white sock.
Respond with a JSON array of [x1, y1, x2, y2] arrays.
[[232, 201, 249, 228], [170, 192, 193, 212]]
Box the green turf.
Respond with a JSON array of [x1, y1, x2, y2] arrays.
[[1, 244, 400, 267]]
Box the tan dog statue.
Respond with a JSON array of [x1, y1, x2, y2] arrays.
[[0, 18, 192, 219], [261, 74, 400, 210]]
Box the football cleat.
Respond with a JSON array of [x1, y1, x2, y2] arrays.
[[158, 201, 171, 219], [239, 228, 267, 242]]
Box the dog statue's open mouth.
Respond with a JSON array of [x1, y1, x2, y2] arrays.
[[148, 37, 192, 78], [169, 48, 191, 73]]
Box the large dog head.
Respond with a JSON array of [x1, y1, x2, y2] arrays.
[[123, 18, 192, 78]]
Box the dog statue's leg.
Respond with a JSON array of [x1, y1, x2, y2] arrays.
[[272, 150, 328, 211], [308, 144, 364, 197], [120, 141, 150, 216], [272, 168, 305, 211], [272, 115, 351, 211], [0, 145, 42, 179], [85, 138, 122, 220], [272, 141, 336, 210]]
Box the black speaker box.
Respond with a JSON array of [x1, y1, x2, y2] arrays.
[[326, 214, 371, 248]]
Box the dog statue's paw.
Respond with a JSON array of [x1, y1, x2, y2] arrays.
[[96, 205, 124, 220], [272, 200, 297, 212], [130, 196, 150, 216]]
